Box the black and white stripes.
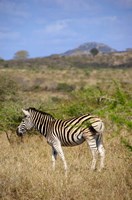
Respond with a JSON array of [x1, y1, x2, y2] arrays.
[[16, 107, 105, 172]]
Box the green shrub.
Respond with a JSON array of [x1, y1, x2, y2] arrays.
[[0, 102, 22, 132], [121, 137, 132, 152], [56, 83, 75, 92], [114, 83, 126, 105], [0, 75, 19, 102], [54, 87, 103, 119]]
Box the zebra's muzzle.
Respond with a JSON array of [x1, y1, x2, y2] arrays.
[[16, 128, 23, 137]]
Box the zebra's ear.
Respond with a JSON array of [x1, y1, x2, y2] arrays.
[[22, 109, 30, 116]]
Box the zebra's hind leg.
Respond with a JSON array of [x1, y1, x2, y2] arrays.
[[90, 148, 98, 170], [98, 143, 105, 171], [52, 147, 58, 170], [96, 134, 105, 171], [83, 131, 98, 170]]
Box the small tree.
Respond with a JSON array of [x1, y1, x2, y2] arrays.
[[90, 48, 99, 56], [14, 50, 29, 60], [0, 57, 4, 62]]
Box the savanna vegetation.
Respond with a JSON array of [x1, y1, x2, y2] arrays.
[[0, 53, 132, 200]]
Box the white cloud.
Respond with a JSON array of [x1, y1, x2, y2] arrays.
[[120, 0, 132, 7], [36, 0, 100, 12], [0, 28, 20, 40], [93, 16, 118, 24], [35, 19, 47, 25], [35, 19, 71, 35], [107, 0, 132, 8], [34, 15, 119, 40], [0, 0, 30, 17], [76, 15, 118, 28], [56, 0, 98, 10], [45, 20, 67, 33]]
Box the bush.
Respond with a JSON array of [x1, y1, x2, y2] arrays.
[[0, 102, 22, 132], [0, 75, 19, 102], [54, 87, 102, 119], [56, 83, 75, 92], [90, 48, 99, 56], [0, 75, 21, 132]]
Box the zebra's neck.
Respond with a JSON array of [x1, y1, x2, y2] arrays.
[[31, 111, 55, 137]]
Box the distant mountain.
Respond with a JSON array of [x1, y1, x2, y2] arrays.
[[62, 42, 117, 56]]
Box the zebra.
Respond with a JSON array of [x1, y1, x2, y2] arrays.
[[16, 107, 105, 173]]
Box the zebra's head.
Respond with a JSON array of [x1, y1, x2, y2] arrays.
[[16, 109, 34, 137]]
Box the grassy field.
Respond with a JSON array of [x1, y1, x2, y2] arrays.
[[0, 65, 132, 200]]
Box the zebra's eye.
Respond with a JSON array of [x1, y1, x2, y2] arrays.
[[22, 118, 26, 122]]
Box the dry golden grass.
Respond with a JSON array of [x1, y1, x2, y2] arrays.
[[0, 130, 131, 200], [1, 68, 132, 103]]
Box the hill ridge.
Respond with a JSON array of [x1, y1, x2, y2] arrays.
[[62, 42, 117, 56]]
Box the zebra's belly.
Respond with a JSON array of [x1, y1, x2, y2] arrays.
[[61, 140, 85, 147], [60, 136, 85, 147]]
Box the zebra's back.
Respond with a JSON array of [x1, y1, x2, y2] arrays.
[[52, 114, 104, 146]]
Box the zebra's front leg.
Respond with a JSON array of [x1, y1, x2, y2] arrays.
[[53, 141, 68, 174], [52, 147, 58, 170]]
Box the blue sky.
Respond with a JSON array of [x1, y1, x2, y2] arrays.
[[0, 0, 132, 60]]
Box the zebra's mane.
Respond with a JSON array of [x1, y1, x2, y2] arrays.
[[27, 107, 55, 119]]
